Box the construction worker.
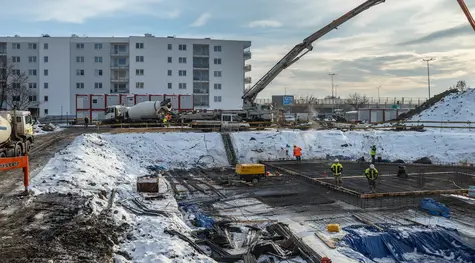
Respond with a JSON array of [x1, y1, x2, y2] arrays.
[[84, 116, 89, 128], [370, 145, 377, 164], [293, 145, 302, 163], [365, 164, 379, 193], [162, 115, 168, 127], [397, 165, 408, 178], [330, 159, 343, 186]]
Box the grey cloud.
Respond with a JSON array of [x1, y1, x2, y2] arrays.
[[398, 25, 472, 46]]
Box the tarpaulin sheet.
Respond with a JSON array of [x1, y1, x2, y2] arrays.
[[341, 224, 475, 263], [178, 203, 214, 229]]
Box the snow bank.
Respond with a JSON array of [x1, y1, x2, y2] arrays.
[[29, 132, 228, 262], [231, 130, 475, 164]]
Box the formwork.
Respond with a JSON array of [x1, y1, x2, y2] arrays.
[[264, 160, 475, 209]]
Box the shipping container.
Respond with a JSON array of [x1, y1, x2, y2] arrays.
[[135, 94, 150, 104], [91, 95, 105, 109], [76, 110, 90, 120], [120, 94, 128, 105], [164, 95, 179, 110], [91, 110, 105, 121], [106, 94, 120, 107], [125, 96, 135, 107], [179, 95, 193, 111], [150, 95, 164, 102], [76, 95, 90, 110]]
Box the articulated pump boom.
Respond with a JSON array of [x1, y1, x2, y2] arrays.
[[456, 0, 475, 32], [242, 0, 386, 112]]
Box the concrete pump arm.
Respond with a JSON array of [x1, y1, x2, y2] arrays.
[[457, 0, 475, 32], [241, 0, 386, 107]]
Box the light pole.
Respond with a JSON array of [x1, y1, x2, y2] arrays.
[[377, 86, 381, 104], [329, 73, 336, 98], [422, 58, 435, 98]]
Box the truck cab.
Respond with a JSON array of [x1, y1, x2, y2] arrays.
[[0, 110, 35, 157], [104, 105, 129, 123]]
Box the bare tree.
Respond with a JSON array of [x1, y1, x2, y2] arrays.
[[449, 80, 469, 92], [0, 57, 34, 110], [347, 92, 369, 110]]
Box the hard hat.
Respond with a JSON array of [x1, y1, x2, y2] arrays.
[[370, 164, 375, 169], [293, 145, 296, 147], [335, 159, 339, 162]]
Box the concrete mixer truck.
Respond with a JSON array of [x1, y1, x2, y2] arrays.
[[102, 99, 173, 124], [0, 109, 34, 157]]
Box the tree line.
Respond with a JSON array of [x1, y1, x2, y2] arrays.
[[0, 57, 37, 110]]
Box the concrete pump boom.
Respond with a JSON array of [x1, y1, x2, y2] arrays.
[[242, 0, 386, 107], [457, 0, 475, 32]]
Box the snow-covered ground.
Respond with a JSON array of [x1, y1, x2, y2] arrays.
[[29, 132, 227, 262], [231, 130, 475, 164]]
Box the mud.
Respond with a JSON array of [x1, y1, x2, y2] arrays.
[[0, 193, 128, 263]]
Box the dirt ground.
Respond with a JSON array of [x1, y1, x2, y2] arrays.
[[0, 128, 127, 263]]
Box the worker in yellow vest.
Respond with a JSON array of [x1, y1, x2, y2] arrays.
[[365, 164, 379, 193]]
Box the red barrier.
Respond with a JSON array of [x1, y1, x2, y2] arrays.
[[0, 156, 29, 193]]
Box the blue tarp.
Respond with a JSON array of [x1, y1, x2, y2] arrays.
[[178, 203, 214, 229], [341, 224, 475, 263], [420, 198, 451, 218]]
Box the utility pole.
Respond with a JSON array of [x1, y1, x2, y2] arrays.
[[329, 73, 336, 98], [422, 58, 435, 98]]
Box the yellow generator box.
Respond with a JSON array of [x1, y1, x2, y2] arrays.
[[235, 164, 266, 175], [327, 224, 341, 233]]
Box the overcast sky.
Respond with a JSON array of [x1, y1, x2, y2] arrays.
[[1, 0, 474, 100]]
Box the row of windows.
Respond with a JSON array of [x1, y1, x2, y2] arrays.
[[9, 42, 223, 52], [12, 56, 49, 63], [71, 82, 224, 91]]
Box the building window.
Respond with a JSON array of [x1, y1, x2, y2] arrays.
[[76, 83, 84, 89], [168, 57, 172, 63], [214, 45, 222, 52], [213, 58, 222, 65], [214, 96, 222, 102], [44, 83, 48, 89], [214, 71, 222, 77], [168, 83, 172, 89], [13, 69, 21, 75], [95, 69, 103, 76], [44, 69, 48, 76], [76, 56, 84, 63], [12, 43, 20, 49], [28, 83, 37, 89], [92, 99, 98, 104], [136, 82, 144, 89], [94, 82, 102, 89], [136, 69, 144, 76], [94, 43, 103, 50], [179, 44, 187, 51], [28, 56, 37, 63], [179, 70, 186, 76], [44, 109, 48, 115], [94, 56, 102, 63], [136, 56, 144, 62], [179, 83, 187, 89], [12, 56, 20, 63], [43, 43, 48, 50], [76, 69, 84, 76], [28, 43, 37, 50], [167, 44, 172, 50], [167, 70, 172, 76], [44, 96, 49, 102], [136, 43, 144, 49], [214, 83, 222, 90], [179, 57, 187, 64], [29, 96, 37, 102], [28, 69, 37, 76], [76, 43, 84, 49], [44, 56, 48, 63]]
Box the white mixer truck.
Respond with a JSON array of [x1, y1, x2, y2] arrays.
[[0, 109, 34, 157], [102, 99, 173, 124]]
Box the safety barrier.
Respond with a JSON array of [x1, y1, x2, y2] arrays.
[[0, 156, 30, 193]]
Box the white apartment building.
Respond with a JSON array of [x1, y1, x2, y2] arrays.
[[0, 34, 252, 117]]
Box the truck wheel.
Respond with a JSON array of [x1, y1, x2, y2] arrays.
[[25, 140, 31, 154], [252, 178, 259, 184], [14, 144, 22, 157], [0, 152, 6, 158]]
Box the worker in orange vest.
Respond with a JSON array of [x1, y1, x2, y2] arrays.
[[293, 145, 302, 163]]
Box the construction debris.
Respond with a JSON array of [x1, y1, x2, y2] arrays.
[[137, 176, 159, 193]]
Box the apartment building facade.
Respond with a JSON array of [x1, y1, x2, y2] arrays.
[[0, 35, 252, 117]]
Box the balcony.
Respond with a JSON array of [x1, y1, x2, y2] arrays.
[[244, 64, 251, 72], [110, 89, 129, 94], [193, 88, 209, 94], [111, 77, 129, 83], [244, 50, 251, 60], [245, 76, 252, 84], [193, 45, 210, 57], [110, 64, 129, 69], [0, 51, 6, 56], [193, 76, 209, 82], [193, 63, 209, 69], [194, 95, 209, 107], [110, 49, 128, 56]]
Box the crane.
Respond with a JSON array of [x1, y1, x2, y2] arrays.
[[457, 0, 475, 32], [242, 0, 386, 109]]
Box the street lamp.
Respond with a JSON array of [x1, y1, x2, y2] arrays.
[[377, 86, 381, 104], [422, 58, 435, 98], [329, 73, 336, 98]]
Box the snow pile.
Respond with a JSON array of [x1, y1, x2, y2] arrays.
[[231, 130, 475, 164], [29, 133, 228, 262], [408, 89, 475, 129]]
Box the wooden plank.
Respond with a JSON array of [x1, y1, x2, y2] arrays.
[[360, 189, 469, 199], [352, 214, 384, 231], [314, 231, 336, 249]]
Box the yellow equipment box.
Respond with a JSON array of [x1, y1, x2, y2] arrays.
[[327, 224, 341, 233], [235, 164, 266, 175]]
